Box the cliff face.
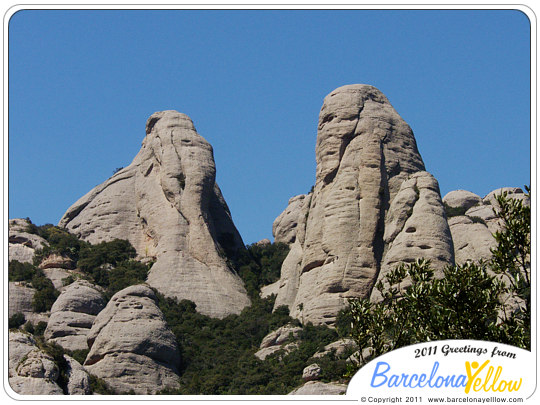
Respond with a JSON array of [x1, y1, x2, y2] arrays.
[[273, 85, 454, 325], [59, 111, 250, 318]]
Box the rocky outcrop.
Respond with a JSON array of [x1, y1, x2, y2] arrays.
[[64, 355, 91, 395], [8, 331, 64, 395], [44, 280, 106, 351], [288, 381, 347, 395], [312, 338, 358, 359], [302, 364, 321, 382], [84, 285, 180, 394], [59, 111, 249, 318], [273, 194, 308, 245], [254, 324, 301, 360], [273, 84, 454, 325], [9, 219, 47, 264], [443, 187, 529, 264]]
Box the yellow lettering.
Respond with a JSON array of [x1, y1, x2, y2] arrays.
[[465, 360, 490, 394]]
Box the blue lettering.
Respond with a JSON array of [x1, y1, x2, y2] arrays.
[[371, 362, 390, 388], [428, 361, 440, 387]]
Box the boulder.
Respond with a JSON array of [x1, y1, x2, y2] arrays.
[[8, 331, 64, 395], [288, 381, 347, 395], [8, 219, 48, 264], [255, 324, 301, 360], [44, 280, 106, 352], [38, 254, 75, 270], [302, 364, 321, 382], [59, 110, 250, 319], [273, 85, 454, 325], [312, 338, 358, 359], [443, 190, 482, 211], [84, 285, 181, 394]]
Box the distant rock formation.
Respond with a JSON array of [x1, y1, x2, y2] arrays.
[[84, 285, 181, 394], [443, 187, 529, 264], [59, 111, 250, 318], [273, 84, 454, 325]]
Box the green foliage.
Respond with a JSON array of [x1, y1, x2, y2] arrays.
[[78, 239, 137, 272], [8, 260, 36, 282], [346, 188, 531, 373], [33, 225, 86, 264], [9, 313, 26, 329], [76, 239, 149, 300], [490, 188, 531, 349], [69, 349, 90, 366], [9, 260, 60, 313], [156, 293, 343, 394], [236, 242, 290, 298], [88, 374, 116, 394], [31, 270, 60, 312]]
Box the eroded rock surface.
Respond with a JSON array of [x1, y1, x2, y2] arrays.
[[274, 84, 454, 325], [254, 324, 301, 360], [8, 331, 64, 395], [59, 110, 250, 318], [273, 194, 308, 245], [443, 187, 529, 264], [84, 285, 180, 394], [8, 219, 47, 264], [44, 280, 106, 351]]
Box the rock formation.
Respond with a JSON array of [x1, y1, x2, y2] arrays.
[[254, 324, 301, 360], [443, 187, 529, 264], [83, 285, 181, 394], [273, 84, 454, 325], [273, 194, 308, 245], [44, 280, 106, 351], [8, 331, 64, 395], [59, 110, 250, 318], [8, 219, 47, 264]]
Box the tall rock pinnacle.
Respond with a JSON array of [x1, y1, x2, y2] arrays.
[[273, 84, 454, 325], [59, 110, 250, 318]]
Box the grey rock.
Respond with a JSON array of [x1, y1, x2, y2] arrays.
[[273, 85, 454, 325], [59, 110, 250, 319], [273, 194, 307, 245], [312, 338, 358, 359], [448, 216, 495, 264], [8, 331, 64, 395], [260, 280, 280, 298], [64, 355, 91, 395], [302, 364, 321, 382], [8, 219, 48, 264], [84, 285, 180, 394], [255, 324, 301, 360], [44, 280, 106, 352], [288, 381, 347, 395], [443, 190, 482, 210], [259, 324, 301, 348], [9, 282, 35, 317]]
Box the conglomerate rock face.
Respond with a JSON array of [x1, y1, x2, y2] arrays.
[[59, 110, 250, 318], [273, 84, 454, 325]]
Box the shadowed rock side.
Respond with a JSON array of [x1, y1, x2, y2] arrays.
[[59, 111, 250, 318], [273, 84, 454, 325]]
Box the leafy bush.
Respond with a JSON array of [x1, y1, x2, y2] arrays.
[[78, 239, 137, 273], [236, 242, 289, 298], [9, 313, 26, 329], [8, 260, 36, 282]]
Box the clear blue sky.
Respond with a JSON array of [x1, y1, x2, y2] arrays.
[[8, 9, 531, 244]]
